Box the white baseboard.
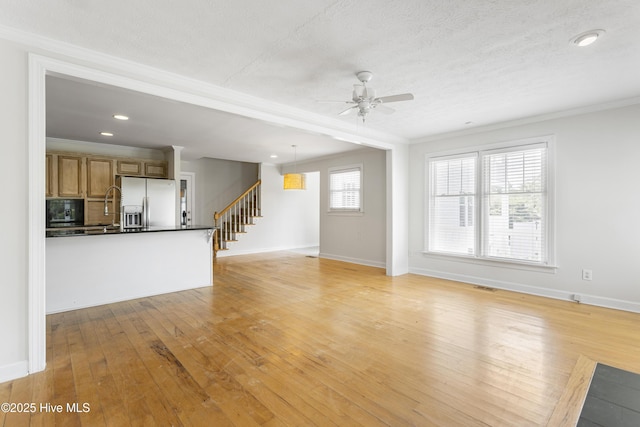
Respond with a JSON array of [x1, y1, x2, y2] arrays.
[[216, 242, 321, 258], [409, 267, 640, 314], [216, 245, 295, 257], [319, 252, 386, 269], [0, 360, 29, 383], [218, 246, 386, 269]]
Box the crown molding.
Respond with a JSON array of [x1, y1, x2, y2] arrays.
[[0, 23, 407, 149], [411, 96, 640, 144]]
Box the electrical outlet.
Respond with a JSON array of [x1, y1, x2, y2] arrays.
[[582, 269, 593, 281]]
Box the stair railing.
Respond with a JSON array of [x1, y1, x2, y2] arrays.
[[213, 180, 261, 255]]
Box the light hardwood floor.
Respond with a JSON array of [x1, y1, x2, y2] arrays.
[[3, 251, 640, 426]]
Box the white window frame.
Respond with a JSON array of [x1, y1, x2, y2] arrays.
[[328, 164, 364, 214], [424, 136, 556, 270]]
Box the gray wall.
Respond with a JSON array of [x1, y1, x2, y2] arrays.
[[287, 147, 387, 267], [215, 147, 386, 266], [181, 157, 258, 226]]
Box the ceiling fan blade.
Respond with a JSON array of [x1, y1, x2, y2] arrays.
[[376, 93, 414, 103], [316, 100, 353, 104], [338, 106, 356, 116]]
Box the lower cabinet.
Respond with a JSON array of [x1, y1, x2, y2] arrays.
[[85, 199, 118, 226]]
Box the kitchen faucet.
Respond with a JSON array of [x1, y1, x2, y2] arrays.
[[104, 185, 122, 229]]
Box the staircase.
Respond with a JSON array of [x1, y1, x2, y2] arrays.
[[213, 180, 262, 256]]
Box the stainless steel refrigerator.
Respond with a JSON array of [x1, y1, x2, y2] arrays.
[[120, 177, 177, 227]]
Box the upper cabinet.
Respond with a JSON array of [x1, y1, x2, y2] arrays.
[[45, 154, 53, 197], [47, 150, 169, 228], [117, 160, 142, 176], [47, 152, 168, 198], [116, 159, 168, 178], [144, 161, 168, 178], [86, 157, 114, 198], [57, 155, 84, 197]]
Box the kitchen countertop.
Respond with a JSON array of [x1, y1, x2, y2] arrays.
[[46, 225, 216, 238]]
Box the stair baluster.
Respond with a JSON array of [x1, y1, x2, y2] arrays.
[[213, 180, 262, 256]]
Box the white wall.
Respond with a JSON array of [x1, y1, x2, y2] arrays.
[[217, 164, 320, 255], [409, 103, 640, 311], [181, 157, 258, 226], [287, 148, 387, 268], [0, 39, 29, 381]]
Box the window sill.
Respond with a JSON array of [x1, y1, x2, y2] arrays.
[[420, 251, 557, 273], [327, 210, 364, 217]]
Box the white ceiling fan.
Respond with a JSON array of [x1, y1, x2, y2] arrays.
[[325, 71, 414, 122]]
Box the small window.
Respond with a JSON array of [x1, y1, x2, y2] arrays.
[[329, 165, 362, 212]]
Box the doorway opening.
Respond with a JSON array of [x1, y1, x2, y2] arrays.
[[180, 172, 195, 226]]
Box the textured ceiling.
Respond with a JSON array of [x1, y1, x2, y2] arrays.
[[1, 0, 639, 161]]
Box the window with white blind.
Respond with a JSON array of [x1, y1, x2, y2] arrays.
[[329, 165, 363, 212], [426, 138, 554, 265], [429, 154, 477, 255]]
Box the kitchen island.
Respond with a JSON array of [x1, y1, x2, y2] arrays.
[[46, 225, 215, 313]]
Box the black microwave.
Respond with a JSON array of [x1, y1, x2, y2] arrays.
[[46, 199, 84, 228]]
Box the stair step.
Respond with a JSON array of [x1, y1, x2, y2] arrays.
[[213, 179, 262, 257]]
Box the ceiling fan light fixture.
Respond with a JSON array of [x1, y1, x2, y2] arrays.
[[328, 71, 414, 123], [353, 84, 364, 99], [356, 71, 373, 83], [571, 29, 605, 47]]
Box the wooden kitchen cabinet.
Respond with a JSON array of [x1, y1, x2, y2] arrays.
[[46, 154, 53, 197], [85, 199, 118, 226], [57, 155, 84, 197], [117, 159, 142, 176], [86, 157, 114, 198], [48, 151, 169, 201], [144, 161, 169, 178]]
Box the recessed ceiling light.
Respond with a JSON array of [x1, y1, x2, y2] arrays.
[[113, 114, 129, 120], [571, 29, 605, 47], [100, 132, 114, 137], [270, 154, 278, 159]]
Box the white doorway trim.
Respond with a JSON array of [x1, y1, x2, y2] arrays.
[[29, 54, 258, 373], [27, 55, 47, 374]]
